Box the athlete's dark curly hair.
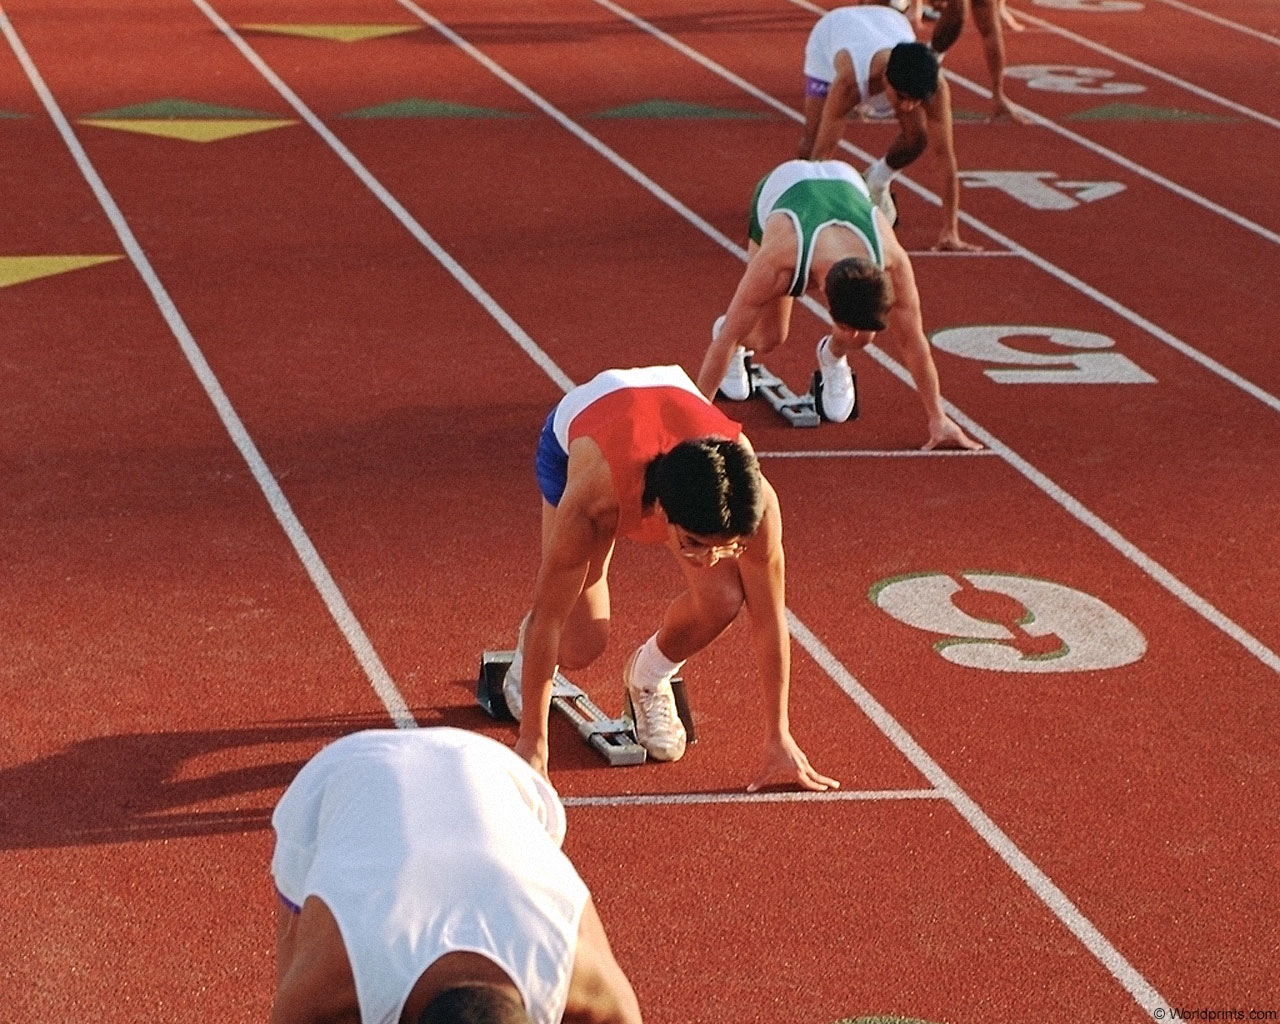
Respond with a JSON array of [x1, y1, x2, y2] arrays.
[[886, 41, 940, 101], [418, 985, 530, 1024], [826, 257, 894, 331], [642, 437, 764, 537]]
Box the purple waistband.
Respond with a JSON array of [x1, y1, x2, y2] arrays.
[[805, 75, 831, 99]]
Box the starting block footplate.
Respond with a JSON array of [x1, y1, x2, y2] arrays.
[[477, 650, 647, 766], [747, 357, 820, 428]]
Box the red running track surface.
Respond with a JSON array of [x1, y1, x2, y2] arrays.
[[2, 0, 1278, 1021]]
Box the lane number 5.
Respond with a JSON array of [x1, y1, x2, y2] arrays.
[[930, 326, 1156, 384]]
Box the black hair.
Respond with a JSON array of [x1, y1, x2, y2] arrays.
[[418, 985, 531, 1024], [885, 41, 939, 101], [826, 257, 894, 331], [642, 437, 764, 538]]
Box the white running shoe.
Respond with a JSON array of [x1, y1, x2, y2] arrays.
[[502, 615, 529, 720], [713, 315, 753, 402], [867, 182, 898, 227], [622, 649, 687, 761], [816, 336, 857, 423], [719, 346, 753, 401]]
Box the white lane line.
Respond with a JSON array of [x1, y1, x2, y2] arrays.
[[1016, 8, 1280, 129], [944, 64, 1280, 245], [391, 0, 751, 265], [1150, 0, 1280, 48], [189, 0, 577, 397], [565, 788, 945, 807], [794, 0, 1280, 246], [787, 613, 1170, 1014], [0, 5, 418, 727], [908, 248, 1020, 257], [597, 0, 1280, 417], [757, 449, 999, 458]]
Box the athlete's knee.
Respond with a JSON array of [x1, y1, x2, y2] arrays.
[[696, 578, 746, 632], [890, 127, 928, 165], [559, 619, 610, 671], [748, 326, 785, 354]]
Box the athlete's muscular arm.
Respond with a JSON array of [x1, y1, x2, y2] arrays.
[[878, 219, 982, 450], [735, 478, 840, 793], [563, 899, 644, 1024], [806, 50, 860, 161], [516, 444, 618, 777], [923, 77, 981, 252], [271, 899, 358, 1024], [698, 233, 798, 398]]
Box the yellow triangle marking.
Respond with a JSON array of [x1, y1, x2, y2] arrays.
[[78, 118, 297, 142], [0, 255, 123, 288], [238, 23, 422, 43]]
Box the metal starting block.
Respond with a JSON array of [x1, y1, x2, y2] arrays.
[[477, 650, 660, 766], [746, 355, 860, 428], [745, 355, 821, 428]]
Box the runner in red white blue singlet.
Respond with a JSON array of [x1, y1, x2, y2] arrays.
[[514, 365, 838, 794], [540, 366, 742, 543]]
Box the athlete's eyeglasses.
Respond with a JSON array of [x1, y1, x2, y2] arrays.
[[674, 527, 746, 563]]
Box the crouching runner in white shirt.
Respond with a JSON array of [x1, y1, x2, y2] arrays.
[[270, 727, 643, 1024]]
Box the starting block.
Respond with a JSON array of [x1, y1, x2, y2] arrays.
[[477, 651, 697, 767], [744, 355, 858, 428]]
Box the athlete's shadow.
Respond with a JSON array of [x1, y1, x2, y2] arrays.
[[0, 709, 483, 850]]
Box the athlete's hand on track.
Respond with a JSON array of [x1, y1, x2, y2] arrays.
[[515, 733, 551, 782], [923, 416, 984, 452], [747, 735, 840, 793]]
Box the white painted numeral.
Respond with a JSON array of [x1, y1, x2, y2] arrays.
[[958, 170, 1125, 210], [1006, 64, 1145, 95], [870, 572, 1147, 673], [930, 326, 1156, 384]]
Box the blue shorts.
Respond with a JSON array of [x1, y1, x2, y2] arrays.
[[535, 410, 569, 506]]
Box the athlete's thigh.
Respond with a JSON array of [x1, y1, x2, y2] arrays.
[[741, 241, 797, 352], [968, 0, 1000, 33], [541, 500, 615, 651]]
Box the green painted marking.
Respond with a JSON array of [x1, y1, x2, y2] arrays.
[[1068, 101, 1234, 123], [590, 98, 767, 119], [340, 98, 524, 119], [84, 99, 279, 120], [0, 109, 30, 118]]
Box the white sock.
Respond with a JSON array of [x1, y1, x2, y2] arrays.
[[817, 335, 845, 367], [631, 633, 684, 691], [508, 613, 546, 687], [864, 157, 897, 194]]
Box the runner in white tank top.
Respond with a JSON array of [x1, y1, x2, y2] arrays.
[[804, 5, 913, 120], [795, 4, 981, 253], [270, 727, 643, 1024]]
